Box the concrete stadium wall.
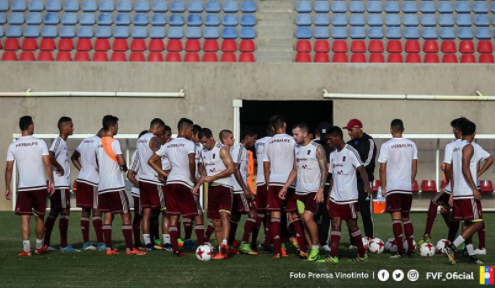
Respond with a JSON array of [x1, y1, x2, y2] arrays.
[[1, 63, 495, 211]]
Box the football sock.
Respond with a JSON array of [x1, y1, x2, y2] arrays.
[[271, 217, 281, 254], [424, 201, 438, 237], [59, 215, 69, 247], [81, 217, 90, 243], [143, 234, 151, 245], [242, 217, 256, 243], [448, 221, 460, 242], [195, 225, 205, 246], [252, 213, 264, 244], [228, 220, 239, 245], [292, 217, 307, 252], [169, 225, 179, 252], [453, 235, 465, 248], [264, 215, 272, 247], [351, 228, 365, 258], [403, 220, 414, 251], [23, 240, 30, 252], [122, 225, 133, 250], [103, 225, 112, 248], [393, 220, 405, 253], [92, 216, 104, 243], [43, 214, 56, 246], [36, 239, 43, 249], [163, 234, 171, 245], [466, 244, 475, 256], [330, 229, 341, 258], [133, 215, 142, 246], [184, 218, 193, 240], [479, 222, 486, 249]]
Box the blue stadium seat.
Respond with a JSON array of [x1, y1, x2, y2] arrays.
[[404, 14, 418, 27], [24, 26, 40, 38], [171, 1, 186, 12], [133, 26, 147, 38], [78, 26, 93, 38], [241, 15, 256, 27], [332, 1, 346, 13], [457, 14, 472, 27], [7, 26, 22, 37], [150, 27, 165, 38], [204, 27, 219, 38], [12, 0, 27, 12], [222, 27, 237, 39], [206, 0, 221, 12], [153, 0, 167, 12], [169, 14, 184, 26], [296, 27, 311, 39], [476, 27, 491, 39], [422, 28, 438, 39], [370, 27, 385, 39], [475, 15, 490, 27], [493, 15, 495, 26], [100, 0, 114, 12], [404, 27, 420, 39], [403, 1, 417, 13], [186, 27, 201, 39], [134, 14, 149, 26], [118, 0, 132, 12], [456, 1, 470, 13], [440, 27, 455, 39], [27, 13, 42, 25], [151, 14, 166, 26], [386, 14, 400, 27], [97, 26, 112, 38], [350, 27, 365, 39], [80, 13, 96, 25], [385, 1, 400, 13], [368, 14, 383, 26], [64, 0, 79, 12], [368, 1, 382, 13], [421, 2, 436, 13], [240, 27, 255, 39], [473, 1, 488, 14], [492, 2, 495, 13], [349, 1, 364, 13], [315, 14, 329, 26], [439, 14, 454, 27], [135, 0, 150, 12], [116, 14, 131, 26], [458, 27, 473, 39], [10, 13, 25, 25], [296, 14, 311, 26], [42, 26, 57, 38], [188, 0, 203, 12], [332, 27, 347, 39], [0, 0, 8, 12], [82, 0, 97, 12], [223, 14, 237, 27], [0, 13, 6, 24], [314, 27, 329, 39], [241, 1, 256, 13], [350, 14, 365, 26], [0, 26, 3, 37], [29, 0, 44, 12], [205, 14, 220, 26], [421, 14, 436, 27], [332, 14, 347, 26], [98, 13, 113, 26], [44, 13, 60, 25], [438, 2, 453, 13], [62, 13, 78, 25], [297, 1, 312, 13], [188, 14, 203, 26], [114, 27, 129, 38], [60, 26, 75, 38], [314, 1, 329, 13], [223, 0, 238, 13]]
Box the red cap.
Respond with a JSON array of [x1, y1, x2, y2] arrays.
[[343, 119, 363, 130]]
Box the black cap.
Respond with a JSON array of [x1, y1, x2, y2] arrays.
[[318, 122, 332, 140]]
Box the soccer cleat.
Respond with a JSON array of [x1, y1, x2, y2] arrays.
[[239, 243, 258, 255], [212, 252, 228, 260], [82, 242, 97, 251], [173, 250, 187, 257], [47, 245, 57, 251], [184, 239, 195, 249], [316, 255, 339, 263], [321, 245, 331, 252], [348, 254, 369, 262], [390, 252, 406, 259], [348, 245, 357, 251], [135, 244, 145, 251], [417, 234, 431, 246], [250, 243, 258, 252], [232, 240, 240, 249], [289, 237, 300, 249], [18, 250, 32, 257], [177, 238, 184, 248], [442, 245, 457, 265], [220, 244, 229, 255], [475, 248, 487, 255], [106, 248, 119, 255], [145, 244, 158, 251], [307, 249, 320, 261], [228, 245, 240, 255], [469, 256, 484, 265], [162, 243, 173, 252], [34, 245, 48, 255], [96, 243, 107, 251], [281, 247, 289, 257], [154, 244, 164, 250], [126, 248, 146, 256], [262, 245, 274, 254], [299, 250, 309, 260], [60, 245, 80, 252], [273, 253, 281, 260]]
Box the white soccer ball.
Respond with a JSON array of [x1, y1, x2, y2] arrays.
[[368, 238, 385, 254], [436, 239, 451, 254], [419, 242, 436, 257], [362, 237, 370, 251], [403, 239, 417, 252], [196, 245, 213, 261], [385, 238, 398, 253]]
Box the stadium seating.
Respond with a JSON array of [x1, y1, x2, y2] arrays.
[[421, 180, 437, 193], [480, 180, 494, 193]]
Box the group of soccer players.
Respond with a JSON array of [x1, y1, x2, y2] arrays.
[[4, 114, 489, 264]]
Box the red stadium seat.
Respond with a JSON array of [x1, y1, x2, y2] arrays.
[[202, 52, 218, 62], [423, 40, 438, 53], [129, 52, 145, 62], [22, 38, 38, 51], [459, 40, 475, 54], [372, 180, 380, 193], [92, 52, 108, 62], [441, 41, 456, 53], [296, 40, 311, 53], [369, 53, 384, 63], [221, 52, 236, 62], [19, 51, 35, 61], [351, 53, 366, 63], [74, 52, 90, 61], [131, 39, 146, 52], [4, 39, 20, 51], [222, 40, 237, 52], [332, 41, 347, 53], [368, 40, 384, 53], [111, 52, 127, 61], [185, 39, 201, 52], [480, 180, 494, 193], [1, 52, 18, 61], [479, 54, 495, 63], [94, 39, 110, 51], [56, 51, 72, 61], [203, 39, 219, 52], [477, 40, 493, 54], [332, 53, 348, 63], [148, 52, 164, 62], [184, 52, 200, 62], [412, 180, 419, 193], [76, 39, 92, 51], [460, 54, 475, 63], [406, 53, 421, 63], [295, 52, 311, 62], [40, 38, 56, 51], [58, 38, 73, 51], [442, 54, 457, 63], [421, 180, 437, 193], [165, 52, 181, 62], [149, 39, 165, 52], [405, 40, 420, 53], [388, 53, 403, 63], [38, 51, 53, 61], [314, 53, 329, 63], [239, 52, 255, 62], [167, 39, 182, 52], [314, 40, 330, 53], [424, 54, 439, 63], [387, 40, 402, 53], [240, 40, 255, 52], [112, 39, 128, 51], [351, 41, 366, 53]]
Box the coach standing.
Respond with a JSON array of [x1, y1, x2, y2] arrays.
[[343, 119, 376, 248]]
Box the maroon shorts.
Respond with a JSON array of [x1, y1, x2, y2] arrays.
[[432, 192, 453, 209], [165, 183, 201, 217], [15, 189, 48, 216], [328, 201, 359, 220], [232, 193, 256, 213], [133, 196, 143, 216], [453, 199, 483, 222], [385, 193, 413, 215], [50, 189, 71, 209], [98, 191, 130, 214], [255, 184, 268, 211], [207, 185, 232, 219], [139, 181, 165, 209], [295, 192, 318, 213], [266, 186, 297, 213], [75, 181, 97, 209]]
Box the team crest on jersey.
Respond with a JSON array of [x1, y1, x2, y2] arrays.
[[213, 154, 216, 159], [342, 156, 346, 162], [307, 150, 311, 155]]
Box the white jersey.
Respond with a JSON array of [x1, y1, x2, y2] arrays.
[[378, 138, 418, 196], [6, 136, 49, 192], [231, 143, 248, 193], [443, 139, 460, 194], [452, 140, 477, 200], [96, 137, 125, 194], [262, 134, 296, 187], [195, 143, 202, 179], [75, 135, 99, 186], [137, 132, 161, 185], [200, 142, 233, 188], [295, 141, 322, 194], [329, 145, 362, 204], [49, 137, 71, 189], [255, 136, 270, 185], [473, 142, 491, 188], [129, 150, 140, 197], [156, 137, 196, 189]]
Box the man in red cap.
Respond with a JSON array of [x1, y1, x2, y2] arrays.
[[342, 119, 376, 249]]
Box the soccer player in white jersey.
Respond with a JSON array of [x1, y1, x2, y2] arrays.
[[263, 115, 306, 259], [280, 122, 327, 261], [194, 128, 235, 260], [96, 115, 145, 256], [5, 116, 55, 256], [317, 126, 372, 263], [136, 118, 166, 251], [71, 128, 105, 251], [444, 120, 485, 265], [378, 119, 418, 259], [43, 117, 78, 252]]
